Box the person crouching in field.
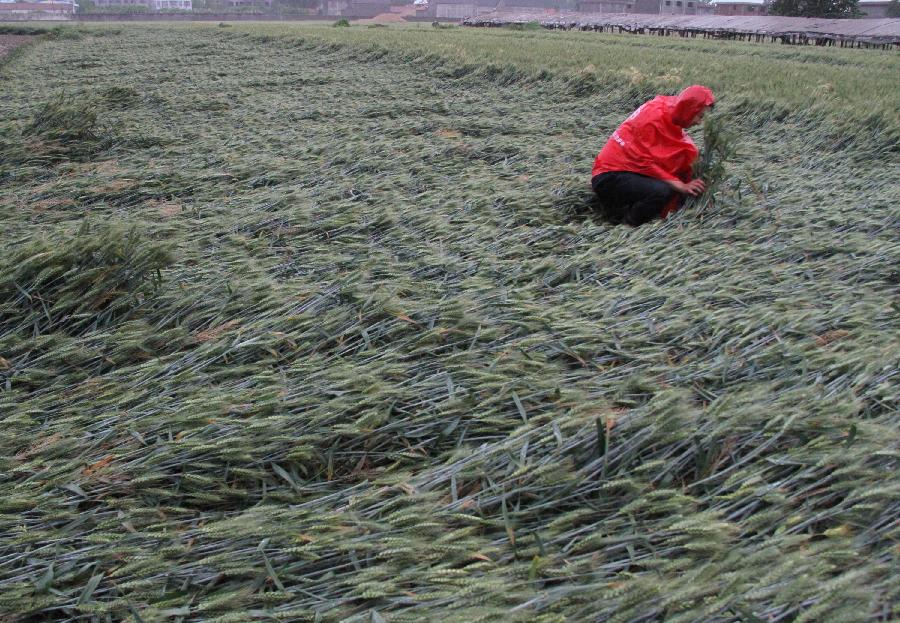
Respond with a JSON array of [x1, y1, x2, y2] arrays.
[[591, 85, 715, 226]]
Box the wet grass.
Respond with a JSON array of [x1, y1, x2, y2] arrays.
[[0, 24, 897, 623], [223, 20, 900, 122]]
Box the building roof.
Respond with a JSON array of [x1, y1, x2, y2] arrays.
[[711, 0, 766, 5]]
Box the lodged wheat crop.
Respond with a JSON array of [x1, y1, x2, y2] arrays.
[[0, 23, 897, 623]]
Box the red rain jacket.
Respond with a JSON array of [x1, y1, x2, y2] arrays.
[[591, 85, 715, 217]]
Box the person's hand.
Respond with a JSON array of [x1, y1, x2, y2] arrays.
[[669, 179, 706, 196]]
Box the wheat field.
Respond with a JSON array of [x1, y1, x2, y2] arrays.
[[1, 22, 898, 623]]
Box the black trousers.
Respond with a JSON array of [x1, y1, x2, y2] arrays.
[[591, 172, 676, 226]]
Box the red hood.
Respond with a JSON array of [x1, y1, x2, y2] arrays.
[[670, 85, 715, 128]]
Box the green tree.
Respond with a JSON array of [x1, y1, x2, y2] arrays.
[[769, 0, 860, 17]]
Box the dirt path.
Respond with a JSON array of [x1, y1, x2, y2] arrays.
[[0, 34, 34, 62], [356, 5, 419, 24]]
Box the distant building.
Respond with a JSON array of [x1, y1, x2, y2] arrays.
[[711, 0, 767, 15], [858, 0, 892, 17], [579, 0, 713, 13], [326, 0, 392, 16], [425, 0, 591, 18], [428, 0, 719, 16], [221, 0, 271, 7], [348, 0, 392, 16], [423, 0, 494, 18], [577, 0, 639, 12], [499, 0, 576, 13], [0, 0, 75, 14], [658, 0, 710, 13], [91, 0, 193, 9], [579, 0, 711, 12]]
